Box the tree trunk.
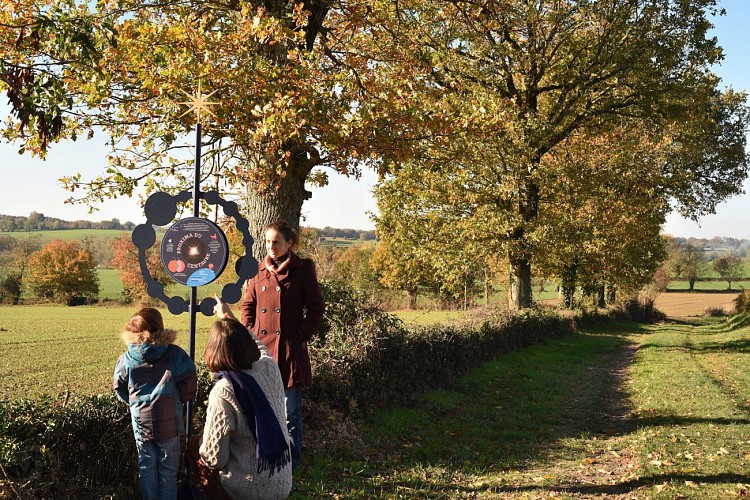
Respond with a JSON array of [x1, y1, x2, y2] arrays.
[[597, 285, 605, 308], [689, 277, 696, 291], [407, 288, 418, 309], [484, 269, 490, 306], [508, 179, 539, 310], [606, 284, 616, 304], [561, 261, 578, 309], [508, 257, 532, 310], [241, 0, 327, 260], [243, 158, 312, 261]]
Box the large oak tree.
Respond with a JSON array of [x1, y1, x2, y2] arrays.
[[371, 0, 749, 309], [1, 1, 426, 258]]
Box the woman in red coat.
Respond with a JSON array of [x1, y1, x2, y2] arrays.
[[240, 219, 325, 470]]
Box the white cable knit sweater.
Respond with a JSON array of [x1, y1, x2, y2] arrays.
[[199, 334, 292, 499]]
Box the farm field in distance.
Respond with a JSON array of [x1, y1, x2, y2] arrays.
[[3, 229, 129, 241], [655, 291, 739, 317], [666, 279, 750, 291], [0, 305, 217, 399]]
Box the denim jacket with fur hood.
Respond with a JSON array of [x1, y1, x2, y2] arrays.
[[114, 327, 197, 442]]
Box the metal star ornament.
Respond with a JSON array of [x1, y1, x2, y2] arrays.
[[178, 82, 219, 122]]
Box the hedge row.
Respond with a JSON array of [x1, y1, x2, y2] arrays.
[[0, 281, 574, 498], [309, 287, 574, 417]]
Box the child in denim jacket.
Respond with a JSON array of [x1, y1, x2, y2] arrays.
[[114, 307, 197, 500]]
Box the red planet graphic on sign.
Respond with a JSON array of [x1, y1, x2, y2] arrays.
[[168, 260, 186, 273]]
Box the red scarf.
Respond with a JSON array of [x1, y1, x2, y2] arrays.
[[264, 253, 291, 279]]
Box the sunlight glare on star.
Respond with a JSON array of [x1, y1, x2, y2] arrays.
[[178, 82, 219, 122]]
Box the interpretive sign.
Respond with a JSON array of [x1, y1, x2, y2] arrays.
[[161, 217, 228, 287]]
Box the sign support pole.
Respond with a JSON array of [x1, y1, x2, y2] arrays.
[[186, 122, 202, 447]]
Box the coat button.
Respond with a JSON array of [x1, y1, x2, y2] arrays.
[[261, 329, 267, 335], [274, 307, 280, 313], [275, 285, 281, 291], [261, 308, 267, 313], [275, 329, 280, 335], [261, 286, 266, 291]]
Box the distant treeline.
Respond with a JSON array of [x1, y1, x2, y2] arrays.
[[311, 226, 376, 241], [0, 212, 135, 232], [0, 213, 377, 240], [671, 236, 750, 258]]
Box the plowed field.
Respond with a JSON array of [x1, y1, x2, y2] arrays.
[[654, 291, 739, 318]]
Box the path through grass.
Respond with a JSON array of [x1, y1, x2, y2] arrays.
[[293, 318, 750, 499]]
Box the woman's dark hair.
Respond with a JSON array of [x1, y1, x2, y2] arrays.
[[204, 318, 261, 372], [264, 219, 298, 251], [126, 307, 164, 336]]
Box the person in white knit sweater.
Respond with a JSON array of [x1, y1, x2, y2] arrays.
[[187, 297, 292, 499]]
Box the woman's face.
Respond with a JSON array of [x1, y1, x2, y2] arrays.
[[265, 228, 293, 260]]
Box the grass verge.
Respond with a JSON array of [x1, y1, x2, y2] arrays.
[[293, 317, 750, 499], [293, 322, 641, 498]]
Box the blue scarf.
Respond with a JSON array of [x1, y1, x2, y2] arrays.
[[215, 370, 291, 476]]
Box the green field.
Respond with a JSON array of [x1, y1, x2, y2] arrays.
[[98, 268, 125, 300], [0, 305, 217, 399], [0, 304, 411, 399], [3, 229, 129, 241], [667, 279, 750, 291]]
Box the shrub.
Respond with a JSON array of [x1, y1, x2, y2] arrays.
[[25, 240, 99, 304], [0, 394, 137, 498], [0, 271, 22, 305], [615, 297, 666, 323], [0, 363, 216, 499], [110, 234, 171, 304], [705, 306, 730, 317], [308, 281, 574, 419], [734, 290, 750, 313]]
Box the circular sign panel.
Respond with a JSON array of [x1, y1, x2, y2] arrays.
[[161, 217, 229, 287]]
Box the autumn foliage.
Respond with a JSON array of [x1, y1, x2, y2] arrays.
[[2, 1, 749, 310], [110, 234, 170, 303], [25, 239, 99, 304]]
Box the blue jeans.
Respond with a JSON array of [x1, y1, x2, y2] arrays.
[[285, 387, 302, 470], [135, 436, 180, 500]]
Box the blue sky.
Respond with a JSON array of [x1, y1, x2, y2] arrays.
[[0, 109, 380, 229], [661, 0, 750, 239], [1, 1, 749, 236]]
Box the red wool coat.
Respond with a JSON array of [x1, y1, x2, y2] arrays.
[[240, 252, 325, 388]]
